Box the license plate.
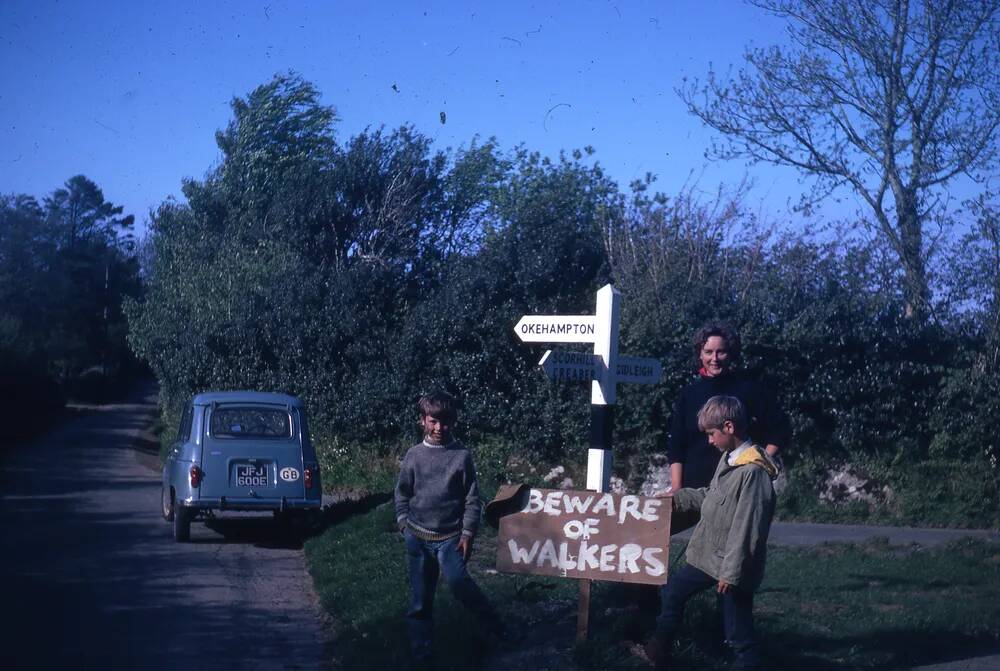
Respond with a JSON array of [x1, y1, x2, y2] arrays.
[[234, 463, 269, 487]]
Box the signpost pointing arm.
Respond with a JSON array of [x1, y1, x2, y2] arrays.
[[514, 315, 596, 342]]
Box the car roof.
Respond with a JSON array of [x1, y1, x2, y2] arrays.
[[192, 391, 304, 407]]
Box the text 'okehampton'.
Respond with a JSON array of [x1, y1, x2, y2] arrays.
[[519, 321, 596, 336]]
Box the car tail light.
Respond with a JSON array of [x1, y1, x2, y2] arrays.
[[304, 465, 317, 489], [190, 465, 203, 488]]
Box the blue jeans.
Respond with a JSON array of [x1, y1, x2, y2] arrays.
[[403, 529, 499, 661], [656, 564, 759, 670]]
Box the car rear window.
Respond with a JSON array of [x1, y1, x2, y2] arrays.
[[210, 407, 291, 439]]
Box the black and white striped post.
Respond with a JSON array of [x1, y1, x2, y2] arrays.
[[586, 284, 620, 492], [579, 284, 619, 641]]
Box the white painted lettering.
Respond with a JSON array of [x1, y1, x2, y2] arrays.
[[558, 542, 576, 570], [618, 495, 642, 523], [618, 543, 643, 574], [563, 518, 601, 540], [577, 541, 600, 570], [641, 498, 662, 521], [599, 544, 618, 571], [543, 490, 563, 515], [525, 489, 544, 514], [537, 539, 560, 568], [563, 519, 585, 540], [643, 548, 666, 576], [592, 493, 616, 516], [508, 539, 541, 564], [563, 494, 594, 514]]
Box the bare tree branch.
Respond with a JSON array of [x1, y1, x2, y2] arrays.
[[681, 0, 1000, 318]]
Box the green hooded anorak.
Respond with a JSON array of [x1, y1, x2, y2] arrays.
[[672, 445, 777, 591]]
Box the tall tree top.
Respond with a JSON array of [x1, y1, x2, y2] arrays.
[[680, 0, 1000, 319], [44, 175, 134, 249]]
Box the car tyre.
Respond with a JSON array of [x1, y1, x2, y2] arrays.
[[173, 501, 192, 542], [161, 484, 175, 522], [274, 510, 295, 536]]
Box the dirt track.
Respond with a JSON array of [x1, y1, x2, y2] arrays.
[[0, 384, 330, 670]]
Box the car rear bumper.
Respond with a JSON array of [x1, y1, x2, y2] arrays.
[[180, 496, 321, 512]]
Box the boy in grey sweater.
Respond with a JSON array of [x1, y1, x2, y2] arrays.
[[647, 395, 778, 671], [394, 391, 503, 667]]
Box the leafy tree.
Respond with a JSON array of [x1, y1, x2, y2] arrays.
[[0, 195, 55, 336], [43, 176, 138, 379], [929, 194, 1000, 472], [127, 73, 485, 428], [45, 174, 134, 249], [1, 177, 140, 426], [680, 0, 1000, 319], [326, 125, 445, 272], [413, 147, 615, 456], [214, 72, 337, 225], [616, 187, 780, 468]]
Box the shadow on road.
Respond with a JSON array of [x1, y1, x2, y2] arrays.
[[201, 515, 306, 549]]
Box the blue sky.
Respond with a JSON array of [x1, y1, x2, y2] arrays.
[[1, 1, 863, 232]]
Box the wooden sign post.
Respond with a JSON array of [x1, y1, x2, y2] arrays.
[[511, 284, 664, 641]]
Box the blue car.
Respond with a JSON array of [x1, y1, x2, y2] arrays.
[[161, 391, 322, 542]]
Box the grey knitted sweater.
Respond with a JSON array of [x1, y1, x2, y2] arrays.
[[394, 439, 482, 540]]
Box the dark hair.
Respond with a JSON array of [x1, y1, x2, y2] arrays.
[[697, 395, 748, 434], [692, 322, 741, 364], [417, 390, 459, 422]]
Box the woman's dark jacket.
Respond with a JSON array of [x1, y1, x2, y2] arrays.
[[667, 372, 791, 489]]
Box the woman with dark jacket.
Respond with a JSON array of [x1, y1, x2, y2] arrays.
[[667, 323, 791, 490]]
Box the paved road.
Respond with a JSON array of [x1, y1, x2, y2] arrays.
[[0, 384, 330, 670]]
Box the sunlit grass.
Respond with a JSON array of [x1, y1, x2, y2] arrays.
[[306, 501, 999, 670]]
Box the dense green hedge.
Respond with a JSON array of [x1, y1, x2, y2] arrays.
[[126, 74, 1000, 522]]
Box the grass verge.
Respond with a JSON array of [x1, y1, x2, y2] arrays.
[[314, 435, 1000, 530], [305, 503, 999, 671]]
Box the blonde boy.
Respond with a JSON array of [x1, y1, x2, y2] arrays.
[[647, 395, 778, 671]]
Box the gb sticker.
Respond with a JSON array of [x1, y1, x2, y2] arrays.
[[280, 467, 300, 482]]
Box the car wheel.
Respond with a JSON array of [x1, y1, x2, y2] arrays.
[[173, 502, 191, 542], [161, 485, 175, 522]]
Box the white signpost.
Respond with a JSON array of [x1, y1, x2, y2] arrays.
[[512, 284, 663, 641], [515, 285, 663, 492]]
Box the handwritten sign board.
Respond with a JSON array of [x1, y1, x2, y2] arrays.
[[497, 488, 671, 585]]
